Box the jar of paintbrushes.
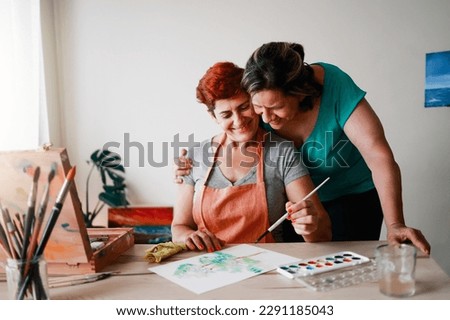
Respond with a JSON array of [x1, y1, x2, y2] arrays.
[[0, 164, 76, 299]]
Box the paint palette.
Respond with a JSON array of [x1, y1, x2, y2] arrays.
[[276, 251, 370, 279], [296, 260, 377, 292]]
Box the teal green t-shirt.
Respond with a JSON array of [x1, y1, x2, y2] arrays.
[[263, 62, 375, 201]]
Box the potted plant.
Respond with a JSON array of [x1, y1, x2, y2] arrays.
[[83, 149, 129, 227]]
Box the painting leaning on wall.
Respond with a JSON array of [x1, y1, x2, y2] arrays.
[[425, 50, 450, 108]]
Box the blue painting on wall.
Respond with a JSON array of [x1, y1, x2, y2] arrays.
[[425, 50, 450, 108]]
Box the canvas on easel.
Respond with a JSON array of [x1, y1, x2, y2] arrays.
[[0, 147, 134, 274]]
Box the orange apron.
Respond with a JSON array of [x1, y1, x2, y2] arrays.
[[192, 129, 275, 244]]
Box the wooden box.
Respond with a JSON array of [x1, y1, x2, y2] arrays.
[[0, 147, 134, 275]]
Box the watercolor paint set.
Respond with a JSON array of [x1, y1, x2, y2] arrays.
[[276, 251, 376, 291], [296, 260, 377, 291], [277, 251, 370, 278]]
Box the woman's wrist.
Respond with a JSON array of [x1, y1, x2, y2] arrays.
[[387, 222, 406, 230]]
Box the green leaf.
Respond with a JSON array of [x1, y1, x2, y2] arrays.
[[103, 185, 125, 193], [90, 149, 110, 163], [99, 166, 107, 185], [106, 170, 125, 183], [100, 161, 124, 170], [99, 192, 129, 207]]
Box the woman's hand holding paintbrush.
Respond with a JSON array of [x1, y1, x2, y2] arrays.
[[255, 177, 331, 243]]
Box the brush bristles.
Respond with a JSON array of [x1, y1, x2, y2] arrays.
[[48, 166, 56, 182], [33, 166, 41, 182], [67, 166, 76, 180]]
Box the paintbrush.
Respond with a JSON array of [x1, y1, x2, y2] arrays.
[[34, 166, 76, 258], [255, 177, 331, 243], [23, 166, 56, 277], [49, 272, 113, 284], [6, 221, 22, 259], [13, 213, 25, 240], [0, 219, 12, 258], [11, 219, 24, 249], [48, 272, 111, 288], [21, 167, 41, 261], [16, 166, 76, 300], [1, 204, 19, 259], [18, 213, 25, 231]]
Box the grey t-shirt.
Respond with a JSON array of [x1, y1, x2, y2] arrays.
[[182, 131, 309, 242]]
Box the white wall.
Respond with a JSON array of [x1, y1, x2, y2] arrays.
[[50, 0, 450, 275]]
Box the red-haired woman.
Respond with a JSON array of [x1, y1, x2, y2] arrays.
[[171, 62, 331, 252]]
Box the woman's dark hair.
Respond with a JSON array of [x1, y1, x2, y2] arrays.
[[242, 42, 322, 110]]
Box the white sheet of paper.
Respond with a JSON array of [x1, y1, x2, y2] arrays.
[[148, 244, 298, 294]]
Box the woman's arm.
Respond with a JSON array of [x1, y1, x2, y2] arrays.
[[285, 175, 332, 242], [344, 98, 430, 254], [171, 183, 223, 252], [171, 183, 197, 241]]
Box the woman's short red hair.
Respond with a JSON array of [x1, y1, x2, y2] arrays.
[[196, 62, 245, 110]]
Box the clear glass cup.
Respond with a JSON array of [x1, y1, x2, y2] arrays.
[[375, 244, 416, 297], [5, 255, 50, 300]]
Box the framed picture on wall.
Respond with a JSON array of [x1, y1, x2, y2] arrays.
[[425, 50, 450, 108]]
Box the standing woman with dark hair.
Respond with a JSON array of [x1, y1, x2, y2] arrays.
[[240, 42, 430, 254]]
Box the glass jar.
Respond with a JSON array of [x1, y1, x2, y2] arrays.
[[5, 256, 50, 300]]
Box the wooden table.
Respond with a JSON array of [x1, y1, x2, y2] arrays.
[[1, 241, 449, 299]]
